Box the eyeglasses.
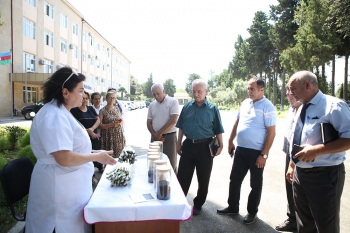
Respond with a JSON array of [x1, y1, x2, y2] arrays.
[[83, 98, 89, 100], [62, 70, 79, 89], [107, 97, 116, 100]]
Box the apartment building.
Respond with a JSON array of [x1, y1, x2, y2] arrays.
[[0, 0, 131, 117]]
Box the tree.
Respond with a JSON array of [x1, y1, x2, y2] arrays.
[[130, 75, 137, 95], [143, 73, 154, 98], [229, 35, 250, 81], [185, 73, 201, 96], [163, 79, 176, 97], [118, 87, 127, 99]]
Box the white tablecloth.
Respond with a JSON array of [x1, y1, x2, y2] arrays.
[[84, 154, 192, 223]]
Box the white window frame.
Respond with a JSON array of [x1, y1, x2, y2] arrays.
[[23, 86, 37, 103], [90, 37, 94, 46], [90, 74, 95, 84], [23, 52, 36, 72], [72, 23, 79, 36], [44, 30, 54, 47], [83, 31, 87, 42], [44, 59, 54, 73], [45, 1, 54, 19], [97, 42, 100, 51], [82, 52, 87, 62], [26, 0, 37, 7], [60, 39, 67, 53], [60, 13, 68, 28], [23, 17, 36, 39], [91, 57, 95, 66], [73, 45, 78, 59]]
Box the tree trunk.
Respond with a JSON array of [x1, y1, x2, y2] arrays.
[[331, 55, 335, 96], [281, 69, 286, 111], [268, 72, 271, 100], [344, 49, 349, 101], [273, 62, 278, 105]]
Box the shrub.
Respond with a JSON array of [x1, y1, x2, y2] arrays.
[[0, 155, 7, 170], [0, 136, 10, 151], [19, 132, 30, 148], [5, 126, 27, 150], [18, 145, 36, 164]]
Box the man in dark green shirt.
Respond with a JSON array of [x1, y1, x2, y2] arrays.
[[176, 79, 224, 215]]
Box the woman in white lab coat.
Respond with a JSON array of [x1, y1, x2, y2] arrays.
[[25, 67, 117, 233]]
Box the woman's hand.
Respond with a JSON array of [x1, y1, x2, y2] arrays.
[[94, 150, 117, 165]]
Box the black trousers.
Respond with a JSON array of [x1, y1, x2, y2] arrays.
[[293, 163, 345, 233], [177, 138, 213, 208], [285, 154, 296, 222], [228, 146, 264, 214]]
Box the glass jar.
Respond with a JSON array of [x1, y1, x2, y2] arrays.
[[156, 165, 171, 200], [149, 144, 161, 159], [153, 160, 167, 188], [147, 155, 160, 183], [153, 141, 163, 159]]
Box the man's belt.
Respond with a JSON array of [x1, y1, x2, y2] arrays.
[[162, 132, 176, 136], [186, 138, 212, 144], [299, 164, 342, 173]]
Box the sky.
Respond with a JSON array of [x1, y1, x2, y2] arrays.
[[67, 0, 279, 89]]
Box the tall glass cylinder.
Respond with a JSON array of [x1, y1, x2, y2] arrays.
[[156, 166, 171, 200], [153, 141, 163, 159], [153, 160, 167, 188], [147, 155, 160, 183]]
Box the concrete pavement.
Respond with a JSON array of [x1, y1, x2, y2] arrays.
[[2, 109, 350, 233]]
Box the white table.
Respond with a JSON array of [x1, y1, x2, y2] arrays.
[[84, 154, 192, 233]]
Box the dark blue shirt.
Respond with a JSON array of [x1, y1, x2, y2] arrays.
[[176, 98, 224, 139]]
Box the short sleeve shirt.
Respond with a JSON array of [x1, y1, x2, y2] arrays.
[[176, 98, 224, 139], [236, 97, 277, 151], [147, 95, 179, 133]]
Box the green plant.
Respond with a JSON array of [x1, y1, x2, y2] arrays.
[[0, 137, 10, 151], [17, 145, 36, 164], [19, 132, 30, 148], [0, 155, 6, 169], [5, 126, 26, 150]]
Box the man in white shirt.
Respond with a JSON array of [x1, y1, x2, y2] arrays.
[[91, 92, 103, 115], [147, 83, 179, 171]]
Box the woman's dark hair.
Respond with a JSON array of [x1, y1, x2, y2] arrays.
[[42, 67, 85, 107], [84, 91, 90, 99]]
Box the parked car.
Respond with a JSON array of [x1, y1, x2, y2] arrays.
[[21, 100, 44, 120], [125, 101, 136, 110], [139, 102, 146, 109], [145, 102, 150, 108]]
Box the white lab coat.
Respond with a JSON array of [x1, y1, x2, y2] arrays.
[[26, 100, 93, 233]]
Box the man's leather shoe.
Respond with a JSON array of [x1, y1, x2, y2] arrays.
[[275, 219, 297, 232], [193, 206, 201, 215], [217, 207, 238, 215], [243, 213, 257, 224]]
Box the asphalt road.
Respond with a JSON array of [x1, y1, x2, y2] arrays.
[[2, 108, 350, 233]]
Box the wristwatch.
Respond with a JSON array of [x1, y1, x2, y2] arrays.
[[260, 153, 268, 159]]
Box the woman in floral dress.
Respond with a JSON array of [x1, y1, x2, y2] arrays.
[[99, 91, 125, 158]]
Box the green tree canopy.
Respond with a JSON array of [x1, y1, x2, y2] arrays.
[[143, 73, 154, 98], [185, 73, 201, 96], [163, 79, 176, 97]]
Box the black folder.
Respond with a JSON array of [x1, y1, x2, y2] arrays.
[[209, 137, 219, 158], [321, 123, 339, 144]]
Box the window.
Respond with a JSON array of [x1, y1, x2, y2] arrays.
[[60, 13, 67, 28], [45, 1, 54, 19], [44, 60, 54, 73], [23, 86, 37, 103], [91, 57, 94, 66], [73, 45, 78, 59], [90, 75, 94, 84], [23, 17, 36, 39], [97, 77, 101, 86], [60, 39, 67, 53], [96, 59, 100, 68], [44, 30, 54, 47], [23, 53, 36, 72], [90, 37, 94, 46], [97, 43, 100, 51], [82, 52, 86, 62], [26, 0, 37, 7], [102, 64, 105, 71], [72, 23, 78, 36], [83, 31, 87, 42], [102, 46, 105, 53]]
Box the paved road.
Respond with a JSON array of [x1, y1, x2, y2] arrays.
[[2, 108, 350, 233]]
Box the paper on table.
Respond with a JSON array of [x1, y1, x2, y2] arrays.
[[129, 192, 157, 203]]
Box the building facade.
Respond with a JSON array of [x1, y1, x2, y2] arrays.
[[0, 0, 131, 117]]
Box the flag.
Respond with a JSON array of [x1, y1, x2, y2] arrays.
[[0, 52, 12, 65]]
